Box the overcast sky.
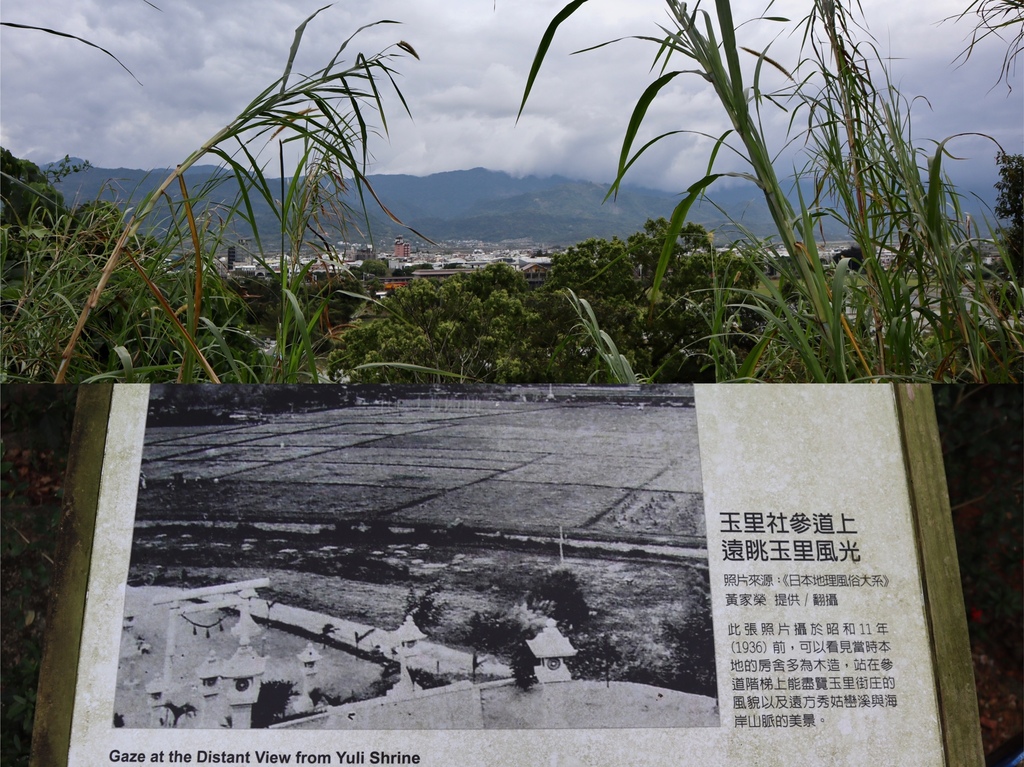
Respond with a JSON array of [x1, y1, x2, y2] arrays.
[[2, 0, 1021, 208]]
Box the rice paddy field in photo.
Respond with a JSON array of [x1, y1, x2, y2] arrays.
[[120, 386, 716, 722]]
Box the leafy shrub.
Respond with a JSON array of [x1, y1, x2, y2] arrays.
[[526, 568, 590, 632]]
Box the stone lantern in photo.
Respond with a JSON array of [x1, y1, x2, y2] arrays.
[[387, 615, 427, 699], [526, 619, 577, 683], [219, 644, 266, 729], [195, 651, 223, 728], [293, 643, 322, 713]]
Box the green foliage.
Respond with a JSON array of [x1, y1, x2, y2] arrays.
[[565, 289, 640, 383], [44, 156, 92, 186], [2, 147, 70, 293], [328, 263, 556, 382], [541, 237, 639, 304], [1, 198, 259, 382], [522, 0, 1024, 382], [952, 0, 1024, 86], [0, 147, 65, 230], [354, 259, 388, 279], [2, 9, 418, 383], [994, 152, 1023, 280], [628, 218, 713, 290], [330, 218, 753, 383], [626, 217, 759, 381]]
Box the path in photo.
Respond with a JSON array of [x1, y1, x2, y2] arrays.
[[116, 385, 717, 730]]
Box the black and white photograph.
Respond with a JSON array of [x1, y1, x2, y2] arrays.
[[114, 384, 717, 731]]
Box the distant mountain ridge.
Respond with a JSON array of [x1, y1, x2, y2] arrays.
[[52, 163, 788, 245]]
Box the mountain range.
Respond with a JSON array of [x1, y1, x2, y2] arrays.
[[52, 162, 824, 247]]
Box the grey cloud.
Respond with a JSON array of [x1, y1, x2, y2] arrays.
[[0, 0, 1020, 202]]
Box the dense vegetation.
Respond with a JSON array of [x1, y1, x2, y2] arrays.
[[521, 0, 1023, 382], [2, 10, 422, 384], [327, 218, 755, 383]]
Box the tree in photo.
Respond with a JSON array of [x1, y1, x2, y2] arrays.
[[510, 640, 539, 691], [526, 568, 590, 632], [403, 583, 446, 631], [541, 237, 640, 304], [659, 582, 717, 698], [626, 217, 758, 382], [0, 147, 66, 230], [251, 680, 298, 728], [467, 609, 529, 657], [569, 633, 623, 687]]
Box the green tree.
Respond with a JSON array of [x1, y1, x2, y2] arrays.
[[2, 148, 70, 286], [542, 237, 651, 376], [0, 148, 65, 229], [994, 151, 1023, 279], [355, 258, 388, 279], [649, 248, 759, 382], [618, 217, 758, 382], [627, 217, 713, 290], [328, 263, 549, 382], [542, 237, 639, 303]]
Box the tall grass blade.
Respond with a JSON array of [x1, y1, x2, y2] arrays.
[[0, 23, 143, 84], [518, 0, 593, 122]]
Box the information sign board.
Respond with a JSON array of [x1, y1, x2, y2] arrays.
[[31, 384, 982, 767]]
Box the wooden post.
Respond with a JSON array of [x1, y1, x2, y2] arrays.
[[31, 385, 113, 767], [894, 384, 984, 767]]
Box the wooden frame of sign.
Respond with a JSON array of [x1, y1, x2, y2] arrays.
[[31, 384, 983, 767]]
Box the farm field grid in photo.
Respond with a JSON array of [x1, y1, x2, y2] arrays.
[[118, 385, 717, 730]]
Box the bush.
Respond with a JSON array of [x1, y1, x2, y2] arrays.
[[466, 610, 529, 657], [251, 680, 297, 728], [526, 569, 590, 632], [510, 642, 538, 691]]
